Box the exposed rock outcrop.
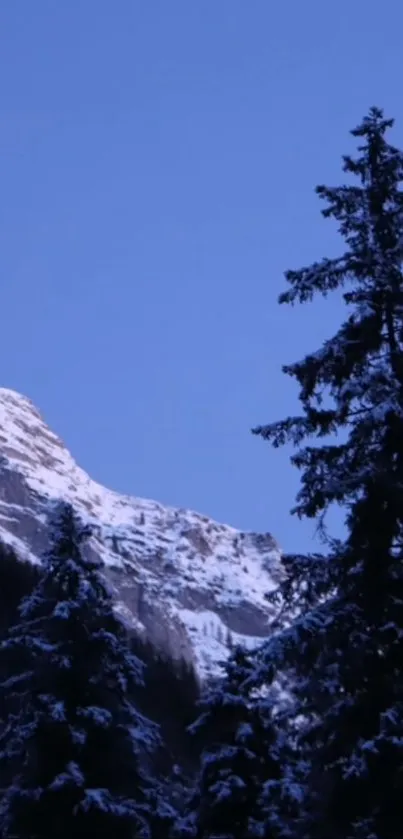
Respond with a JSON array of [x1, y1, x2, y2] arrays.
[[0, 388, 282, 679]]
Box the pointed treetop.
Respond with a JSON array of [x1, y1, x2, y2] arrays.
[[351, 106, 394, 138], [47, 499, 92, 547], [41, 499, 103, 581]]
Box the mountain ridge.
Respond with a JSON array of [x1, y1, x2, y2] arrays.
[[0, 387, 281, 679]]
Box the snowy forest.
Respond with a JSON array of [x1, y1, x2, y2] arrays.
[[1, 106, 403, 838]]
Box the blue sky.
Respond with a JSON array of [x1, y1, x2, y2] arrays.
[[1, 1, 402, 552]]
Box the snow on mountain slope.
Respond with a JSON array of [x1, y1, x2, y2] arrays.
[[0, 388, 282, 679]]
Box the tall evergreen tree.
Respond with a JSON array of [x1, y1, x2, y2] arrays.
[[251, 107, 403, 838], [181, 646, 290, 839], [0, 501, 158, 839]]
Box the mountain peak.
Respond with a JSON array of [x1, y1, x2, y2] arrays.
[[0, 389, 281, 679]]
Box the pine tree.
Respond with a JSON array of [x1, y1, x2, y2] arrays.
[[0, 500, 158, 839], [181, 646, 287, 839], [252, 107, 403, 838]]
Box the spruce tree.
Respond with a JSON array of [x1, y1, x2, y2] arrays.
[[251, 107, 403, 838], [182, 646, 287, 839], [0, 500, 157, 839]]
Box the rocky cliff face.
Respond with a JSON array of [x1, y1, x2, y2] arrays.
[[0, 388, 282, 680]]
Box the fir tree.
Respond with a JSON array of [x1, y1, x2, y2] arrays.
[[252, 108, 403, 837], [182, 646, 286, 839], [0, 500, 158, 839]]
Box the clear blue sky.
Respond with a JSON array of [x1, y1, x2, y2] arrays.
[[1, 1, 402, 552]]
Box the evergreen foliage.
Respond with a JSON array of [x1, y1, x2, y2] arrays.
[[129, 636, 201, 834], [130, 634, 200, 776], [249, 107, 403, 837], [0, 501, 158, 839], [0, 538, 202, 837], [181, 646, 292, 839]]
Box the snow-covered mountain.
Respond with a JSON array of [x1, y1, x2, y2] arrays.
[[0, 388, 282, 680]]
